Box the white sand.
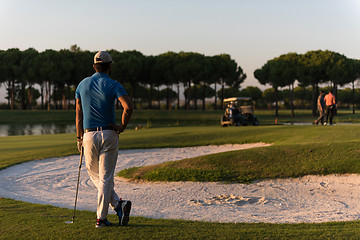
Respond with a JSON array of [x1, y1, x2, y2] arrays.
[[1, 143, 360, 223]]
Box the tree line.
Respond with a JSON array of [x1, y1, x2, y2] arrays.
[[254, 50, 360, 116], [0, 45, 245, 111], [0, 46, 359, 116]]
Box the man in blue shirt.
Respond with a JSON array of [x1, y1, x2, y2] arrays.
[[75, 51, 133, 228]]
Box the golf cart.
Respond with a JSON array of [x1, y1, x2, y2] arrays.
[[221, 97, 259, 126]]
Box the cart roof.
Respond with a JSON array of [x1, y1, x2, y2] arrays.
[[224, 97, 252, 102]]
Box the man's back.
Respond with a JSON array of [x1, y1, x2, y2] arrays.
[[324, 92, 335, 106], [76, 72, 126, 129]]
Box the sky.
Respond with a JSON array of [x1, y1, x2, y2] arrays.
[[1, 0, 360, 102]]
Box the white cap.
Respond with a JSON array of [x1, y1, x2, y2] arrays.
[[94, 51, 113, 63]]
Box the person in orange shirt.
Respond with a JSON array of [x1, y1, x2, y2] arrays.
[[323, 89, 336, 125]]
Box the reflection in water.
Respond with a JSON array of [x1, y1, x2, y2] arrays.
[[0, 124, 76, 137]]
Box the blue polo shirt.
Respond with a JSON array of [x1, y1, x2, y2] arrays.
[[75, 72, 127, 129]]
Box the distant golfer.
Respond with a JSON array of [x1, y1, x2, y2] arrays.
[[315, 90, 326, 125], [75, 51, 134, 228], [324, 89, 336, 125]]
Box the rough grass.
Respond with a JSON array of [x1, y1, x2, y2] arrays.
[[2, 198, 360, 240]]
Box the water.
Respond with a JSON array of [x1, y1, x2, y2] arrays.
[[0, 124, 76, 137], [1, 122, 357, 137], [0, 123, 139, 137]]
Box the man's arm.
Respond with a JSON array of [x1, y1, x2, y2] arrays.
[[76, 98, 84, 139], [110, 95, 133, 133]]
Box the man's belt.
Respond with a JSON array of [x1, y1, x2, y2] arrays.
[[85, 126, 115, 132]]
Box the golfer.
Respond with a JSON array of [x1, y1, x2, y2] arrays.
[[324, 89, 336, 125], [75, 51, 133, 228]]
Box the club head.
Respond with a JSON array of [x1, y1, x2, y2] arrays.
[[65, 221, 74, 224]]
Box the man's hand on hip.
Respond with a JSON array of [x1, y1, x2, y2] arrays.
[[109, 123, 124, 134]]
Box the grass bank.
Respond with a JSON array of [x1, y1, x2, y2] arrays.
[[119, 142, 360, 183], [117, 125, 360, 182]]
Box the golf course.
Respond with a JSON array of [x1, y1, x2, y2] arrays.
[[2, 109, 360, 239]]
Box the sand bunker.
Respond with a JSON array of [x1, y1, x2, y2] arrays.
[[1, 143, 360, 223], [189, 195, 269, 206]]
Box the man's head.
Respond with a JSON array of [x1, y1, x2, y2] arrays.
[[320, 90, 325, 95], [93, 51, 113, 73]]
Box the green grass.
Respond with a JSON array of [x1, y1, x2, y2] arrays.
[[2, 198, 360, 240], [2, 110, 360, 239], [117, 125, 360, 182], [120, 142, 360, 183], [119, 125, 360, 183], [0, 134, 77, 170], [0, 110, 76, 124]]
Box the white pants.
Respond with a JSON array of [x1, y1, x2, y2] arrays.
[[83, 130, 120, 220]]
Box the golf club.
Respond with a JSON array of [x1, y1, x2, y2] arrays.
[[65, 146, 84, 224]]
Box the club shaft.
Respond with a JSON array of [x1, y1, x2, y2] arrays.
[[72, 147, 83, 222]]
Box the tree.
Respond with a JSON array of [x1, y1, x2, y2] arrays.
[[2, 48, 21, 109], [210, 55, 227, 110], [26, 87, 40, 107], [153, 52, 177, 110], [185, 52, 205, 110], [294, 86, 312, 109], [18, 48, 39, 109], [262, 88, 283, 110], [159, 87, 177, 109], [141, 55, 158, 109], [68, 49, 94, 109], [217, 54, 246, 109], [327, 56, 360, 114], [175, 52, 198, 110], [70, 44, 81, 52], [216, 87, 240, 100], [197, 56, 218, 110], [337, 88, 352, 108], [254, 59, 287, 116], [273, 53, 299, 117], [110, 50, 145, 109], [36, 50, 73, 110], [0, 50, 3, 86], [185, 84, 215, 109], [192, 56, 216, 110], [297, 50, 331, 116], [239, 86, 262, 101]]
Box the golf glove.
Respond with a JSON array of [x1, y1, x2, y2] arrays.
[[77, 139, 83, 153]]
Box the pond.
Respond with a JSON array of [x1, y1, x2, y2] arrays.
[[0, 124, 76, 137], [1, 122, 357, 137]]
